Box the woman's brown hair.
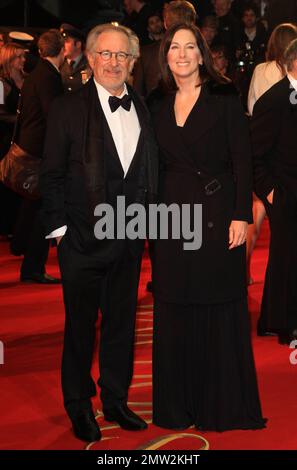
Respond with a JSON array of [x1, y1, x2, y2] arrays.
[[0, 42, 25, 79], [266, 23, 297, 75], [159, 22, 229, 92]]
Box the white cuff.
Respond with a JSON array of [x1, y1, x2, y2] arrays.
[[46, 225, 67, 239]]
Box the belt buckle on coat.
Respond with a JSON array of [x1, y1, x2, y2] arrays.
[[205, 178, 221, 196]]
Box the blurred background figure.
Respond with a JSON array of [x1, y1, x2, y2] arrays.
[[246, 22, 297, 293], [211, 43, 232, 76], [132, 9, 165, 97], [232, 2, 268, 111], [7, 31, 38, 73], [200, 15, 219, 46], [0, 42, 26, 237], [10, 29, 65, 284], [124, 0, 154, 45], [213, 0, 241, 59], [133, 0, 197, 98], [266, 0, 297, 33], [232, 0, 269, 22], [163, 0, 197, 27], [236, 2, 267, 66], [147, 11, 164, 43], [60, 23, 91, 92]]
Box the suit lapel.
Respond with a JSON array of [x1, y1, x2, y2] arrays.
[[82, 80, 106, 216], [128, 84, 159, 199], [177, 84, 221, 146], [126, 84, 153, 176], [128, 83, 148, 129], [102, 115, 125, 177]]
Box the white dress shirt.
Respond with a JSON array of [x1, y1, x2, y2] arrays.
[[46, 79, 141, 239], [94, 80, 140, 176]]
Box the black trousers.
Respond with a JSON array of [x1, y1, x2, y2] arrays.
[[258, 185, 297, 332], [57, 236, 142, 420], [11, 198, 49, 275]]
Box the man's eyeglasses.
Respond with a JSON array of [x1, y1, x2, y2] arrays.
[[95, 50, 132, 62]]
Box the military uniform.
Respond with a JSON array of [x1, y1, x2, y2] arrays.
[[60, 54, 91, 93], [60, 23, 92, 93]]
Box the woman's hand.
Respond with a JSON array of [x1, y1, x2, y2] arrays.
[[229, 220, 248, 250]]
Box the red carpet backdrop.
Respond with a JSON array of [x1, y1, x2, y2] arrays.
[[1, 219, 297, 450]]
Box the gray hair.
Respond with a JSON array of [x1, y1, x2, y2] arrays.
[[86, 23, 140, 59], [284, 38, 297, 71]]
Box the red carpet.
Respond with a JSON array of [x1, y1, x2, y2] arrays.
[[1, 219, 297, 450]]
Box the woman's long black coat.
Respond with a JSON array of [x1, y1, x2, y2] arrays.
[[150, 82, 253, 304]]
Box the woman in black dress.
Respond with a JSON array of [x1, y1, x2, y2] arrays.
[[151, 23, 266, 432]]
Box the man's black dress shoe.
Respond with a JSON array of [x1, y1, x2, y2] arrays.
[[71, 410, 101, 442], [103, 403, 148, 430], [278, 329, 297, 345], [20, 273, 61, 284]]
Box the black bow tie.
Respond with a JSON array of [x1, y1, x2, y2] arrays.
[[108, 94, 132, 112]]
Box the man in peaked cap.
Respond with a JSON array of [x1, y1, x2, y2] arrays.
[[60, 23, 91, 92]]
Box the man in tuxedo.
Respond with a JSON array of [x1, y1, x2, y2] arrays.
[[41, 24, 158, 442]]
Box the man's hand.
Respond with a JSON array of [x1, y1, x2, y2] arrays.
[[267, 189, 274, 205], [229, 220, 248, 250]]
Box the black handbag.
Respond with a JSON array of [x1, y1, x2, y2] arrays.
[[0, 142, 40, 199], [0, 91, 40, 200]]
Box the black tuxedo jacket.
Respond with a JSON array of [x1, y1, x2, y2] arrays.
[[150, 81, 253, 304], [40, 79, 158, 256], [251, 76, 297, 201], [15, 58, 64, 157]]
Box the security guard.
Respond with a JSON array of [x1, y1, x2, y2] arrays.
[[60, 23, 92, 92]]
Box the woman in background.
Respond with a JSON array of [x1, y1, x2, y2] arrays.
[[246, 23, 297, 292]]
